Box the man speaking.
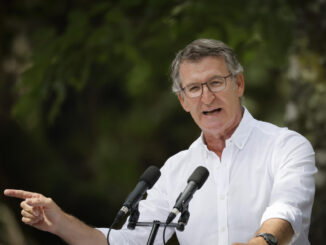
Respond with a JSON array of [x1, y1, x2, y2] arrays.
[[4, 39, 317, 245]]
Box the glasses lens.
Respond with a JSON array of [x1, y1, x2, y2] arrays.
[[185, 84, 202, 97], [208, 79, 225, 92], [182, 74, 230, 98]]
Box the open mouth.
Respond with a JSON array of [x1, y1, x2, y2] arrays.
[[202, 108, 222, 115]]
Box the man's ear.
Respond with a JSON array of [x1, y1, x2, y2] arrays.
[[177, 92, 190, 112], [235, 73, 245, 97]]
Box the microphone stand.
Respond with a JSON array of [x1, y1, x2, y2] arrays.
[[127, 205, 190, 245]]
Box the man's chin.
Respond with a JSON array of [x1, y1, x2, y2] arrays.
[[201, 124, 226, 135]]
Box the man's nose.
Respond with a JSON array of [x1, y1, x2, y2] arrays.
[[201, 84, 215, 104]]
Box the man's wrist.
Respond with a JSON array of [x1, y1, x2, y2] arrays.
[[248, 236, 269, 245], [256, 233, 278, 245]]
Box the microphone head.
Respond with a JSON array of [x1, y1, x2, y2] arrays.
[[139, 165, 161, 189], [187, 166, 209, 189]]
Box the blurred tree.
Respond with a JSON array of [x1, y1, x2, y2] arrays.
[[284, 0, 326, 242]]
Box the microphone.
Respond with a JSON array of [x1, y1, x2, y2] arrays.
[[166, 166, 209, 224], [113, 165, 161, 225]]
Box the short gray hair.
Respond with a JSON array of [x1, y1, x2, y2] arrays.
[[171, 39, 244, 93]]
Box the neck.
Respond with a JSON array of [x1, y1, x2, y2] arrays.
[[203, 107, 244, 158]]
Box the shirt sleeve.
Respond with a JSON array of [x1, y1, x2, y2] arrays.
[[260, 130, 317, 243], [97, 163, 176, 245]]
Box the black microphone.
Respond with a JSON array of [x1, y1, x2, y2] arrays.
[[113, 165, 161, 225], [166, 166, 209, 224]]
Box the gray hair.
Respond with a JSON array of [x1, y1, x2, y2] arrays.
[[171, 39, 244, 93]]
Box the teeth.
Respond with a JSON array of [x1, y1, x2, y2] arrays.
[[203, 108, 221, 115]]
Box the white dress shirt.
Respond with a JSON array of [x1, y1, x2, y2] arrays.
[[99, 108, 317, 245]]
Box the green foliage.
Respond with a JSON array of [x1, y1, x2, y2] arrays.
[[11, 0, 297, 130]]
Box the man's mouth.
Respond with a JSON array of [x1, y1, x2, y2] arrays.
[[202, 108, 222, 115]]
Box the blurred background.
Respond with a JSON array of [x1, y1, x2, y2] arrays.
[[0, 0, 325, 244]]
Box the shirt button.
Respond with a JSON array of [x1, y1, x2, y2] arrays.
[[221, 226, 226, 232], [220, 195, 225, 200]]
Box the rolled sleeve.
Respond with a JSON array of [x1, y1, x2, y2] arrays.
[[262, 130, 317, 244], [261, 202, 302, 242]]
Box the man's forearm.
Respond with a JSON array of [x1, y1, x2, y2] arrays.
[[249, 218, 294, 245], [55, 213, 108, 245]]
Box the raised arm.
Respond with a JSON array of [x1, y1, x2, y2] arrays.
[[4, 189, 108, 245]]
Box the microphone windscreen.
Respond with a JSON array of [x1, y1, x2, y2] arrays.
[[188, 166, 209, 189], [139, 165, 161, 189]]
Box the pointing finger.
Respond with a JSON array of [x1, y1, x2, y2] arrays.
[[4, 189, 41, 200]]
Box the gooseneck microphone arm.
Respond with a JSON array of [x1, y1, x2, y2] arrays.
[[127, 166, 209, 245], [166, 166, 209, 224], [108, 165, 209, 245], [107, 165, 161, 245], [112, 165, 161, 225]]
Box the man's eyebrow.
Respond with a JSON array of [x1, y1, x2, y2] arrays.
[[186, 82, 201, 86], [184, 74, 227, 86], [209, 75, 228, 80], [203, 75, 228, 83]]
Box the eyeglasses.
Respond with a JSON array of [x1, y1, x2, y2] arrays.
[[181, 74, 232, 98]]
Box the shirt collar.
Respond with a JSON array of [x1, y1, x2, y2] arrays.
[[226, 106, 255, 149], [189, 107, 255, 151]]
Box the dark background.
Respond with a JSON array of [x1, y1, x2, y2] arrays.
[[0, 0, 325, 244]]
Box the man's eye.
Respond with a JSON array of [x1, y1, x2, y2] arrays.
[[210, 80, 223, 87], [187, 85, 201, 92]]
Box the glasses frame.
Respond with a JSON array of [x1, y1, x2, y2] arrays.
[[180, 74, 233, 98]]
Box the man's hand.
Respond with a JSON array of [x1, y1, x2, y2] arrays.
[[4, 189, 107, 245], [4, 189, 64, 234]]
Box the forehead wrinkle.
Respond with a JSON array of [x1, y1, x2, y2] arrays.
[[179, 56, 229, 85]]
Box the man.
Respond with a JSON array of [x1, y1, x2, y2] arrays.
[[4, 39, 317, 245]]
